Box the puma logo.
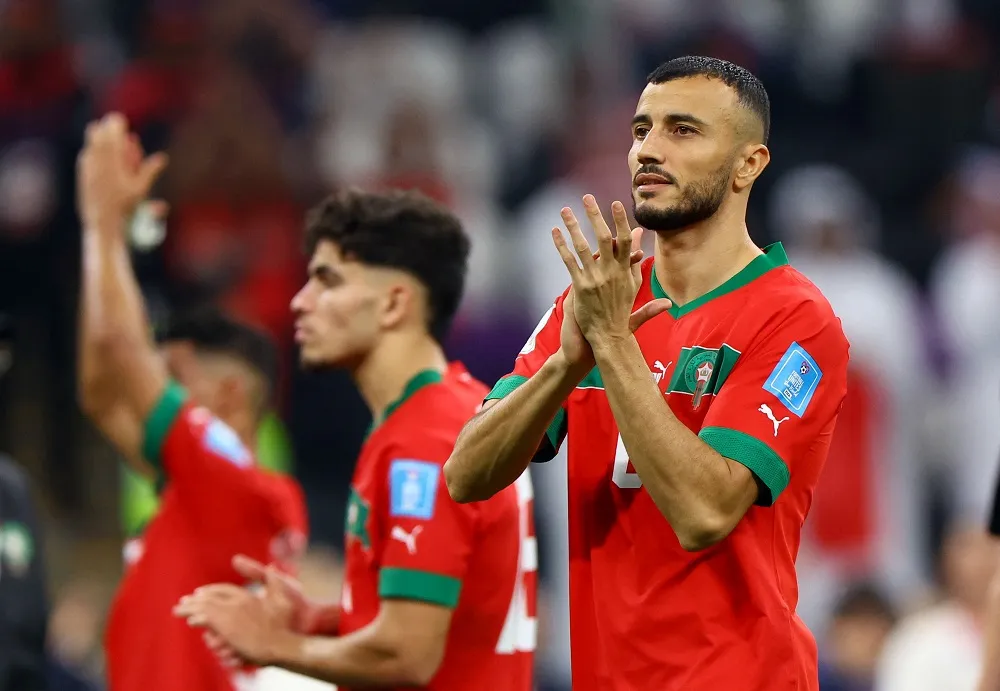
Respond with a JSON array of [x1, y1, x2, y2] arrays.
[[390, 525, 423, 554], [758, 404, 789, 437]]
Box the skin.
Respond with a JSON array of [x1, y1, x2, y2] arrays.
[[445, 75, 772, 551], [175, 234, 460, 684]]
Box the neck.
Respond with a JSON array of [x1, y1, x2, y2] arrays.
[[221, 412, 258, 453], [652, 200, 761, 306], [352, 331, 448, 421]]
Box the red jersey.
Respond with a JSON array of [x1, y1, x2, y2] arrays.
[[487, 244, 850, 691], [105, 381, 308, 691], [340, 363, 535, 691]]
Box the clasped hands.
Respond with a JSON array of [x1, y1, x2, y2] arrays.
[[552, 195, 671, 375]]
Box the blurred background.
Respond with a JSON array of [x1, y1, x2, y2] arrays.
[[1, 0, 1000, 689]]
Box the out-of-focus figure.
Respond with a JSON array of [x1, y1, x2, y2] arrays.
[[930, 147, 1000, 524], [875, 524, 995, 691], [770, 164, 933, 631], [818, 584, 897, 691]]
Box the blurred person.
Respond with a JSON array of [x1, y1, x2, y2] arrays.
[[875, 523, 995, 691], [46, 578, 107, 691], [176, 189, 536, 690], [930, 147, 1000, 524], [0, 451, 48, 691], [770, 164, 933, 631], [75, 114, 308, 691], [818, 584, 897, 691], [445, 56, 850, 691]]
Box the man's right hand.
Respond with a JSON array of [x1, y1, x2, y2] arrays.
[[555, 235, 668, 378]]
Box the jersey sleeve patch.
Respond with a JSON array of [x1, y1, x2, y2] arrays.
[[763, 342, 822, 417], [389, 460, 440, 519], [202, 418, 253, 468]]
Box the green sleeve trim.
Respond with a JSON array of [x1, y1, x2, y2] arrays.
[[142, 380, 188, 470], [484, 374, 528, 401], [484, 374, 565, 462], [379, 567, 462, 608], [699, 427, 790, 506]]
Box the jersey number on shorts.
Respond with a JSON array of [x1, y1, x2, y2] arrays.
[[611, 433, 642, 489], [495, 472, 537, 654]]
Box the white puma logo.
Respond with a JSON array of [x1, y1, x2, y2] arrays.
[[651, 360, 672, 384], [390, 525, 423, 554], [758, 404, 789, 437]]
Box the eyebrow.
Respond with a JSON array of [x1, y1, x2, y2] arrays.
[[631, 112, 710, 130]]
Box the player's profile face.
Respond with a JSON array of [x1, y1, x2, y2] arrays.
[[291, 240, 381, 369], [628, 77, 739, 232]]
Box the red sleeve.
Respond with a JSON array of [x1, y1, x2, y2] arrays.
[[484, 287, 570, 460], [376, 446, 478, 609], [698, 300, 850, 506], [142, 381, 305, 556]]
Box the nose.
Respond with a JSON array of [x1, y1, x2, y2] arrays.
[[636, 133, 665, 166], [290, 285, 309, 314]]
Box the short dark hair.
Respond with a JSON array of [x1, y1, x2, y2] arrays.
[[304, 188, 470, 343], [647, 56, 770, 145], [832, 583, 897, 624], [157, 307, 279, 414]]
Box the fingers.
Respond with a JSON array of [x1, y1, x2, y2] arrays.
[[552, 227, 582, 281], [560, 207, 594, 268], [628, 299, 672, 333], [582, 195, 614, 260], [137, 152, 169, 196], [233, 554, 268, 582], [610, 202, 633, 263], [629, 249, 644, 266]]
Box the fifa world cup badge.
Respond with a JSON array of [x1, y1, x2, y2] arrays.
[[692, 361, 714, 409]]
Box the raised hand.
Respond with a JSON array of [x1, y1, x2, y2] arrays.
[[77, 112, 168, 230], [553, 195, 671, 354]]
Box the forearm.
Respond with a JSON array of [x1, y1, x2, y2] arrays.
[[79, 218, 163, 415], [445, 353, 581, 502], [268, 624, 427, 687], [592, 335, 749, 548]]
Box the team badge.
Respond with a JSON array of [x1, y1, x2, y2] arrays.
[[345, 488, 372, 549], [685, 350, 717, 409], [764, 342, 823, 417], [389, 460, 440, 520], [202, 418, 252, 468]]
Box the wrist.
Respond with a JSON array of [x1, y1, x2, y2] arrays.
[[263, 627, 303, 667], [547, 349, 591, 387], [588, 331, 634, 358], [83, 213, 127, 238]]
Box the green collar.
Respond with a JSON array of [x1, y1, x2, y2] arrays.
[[365, 369, 444, 439], [650, 242, 789, 319]]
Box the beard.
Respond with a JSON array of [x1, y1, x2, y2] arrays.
[[633, 161, 732, 233]]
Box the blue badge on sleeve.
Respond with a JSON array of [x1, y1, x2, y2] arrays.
[[763, 342, 823, 418], [202, 418, 252, 468], [389, 460, 440, 519]]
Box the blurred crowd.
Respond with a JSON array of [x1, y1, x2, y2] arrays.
[[2, 0, 1000, 689]]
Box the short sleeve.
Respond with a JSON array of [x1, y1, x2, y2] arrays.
[[141, 381, 295, 542], [698, 301, 850, 506], [377, 458, 477, 608], [484, 288, 570, 461]]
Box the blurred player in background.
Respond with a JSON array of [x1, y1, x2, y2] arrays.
[[75, 113, 308, 691], [176, 189, 536, 690], [445, 56, 850, 691]]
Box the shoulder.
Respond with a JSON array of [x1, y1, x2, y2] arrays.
[[752, 267, 848, 348]]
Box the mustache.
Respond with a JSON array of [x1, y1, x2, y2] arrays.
[[633, 166, 676, 185]]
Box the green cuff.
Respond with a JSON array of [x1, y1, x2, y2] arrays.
[[699, 427, 790, 506], [485, 374, 566, 461], [142, 380, 188, 471], [379, 568, 462, 608]]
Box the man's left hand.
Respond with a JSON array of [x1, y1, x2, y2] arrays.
[[174, 566, 297, 667], [552, 195, 668, 347]]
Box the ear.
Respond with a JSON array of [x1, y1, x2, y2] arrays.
[[213, 373, 246, 421], [733, 143, 770, 192], [378, 281, 416, 331]]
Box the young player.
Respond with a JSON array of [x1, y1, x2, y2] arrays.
[[76, 114, 308, 691], [175, 189, 536, 690], [445, 56, 851, 691]]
